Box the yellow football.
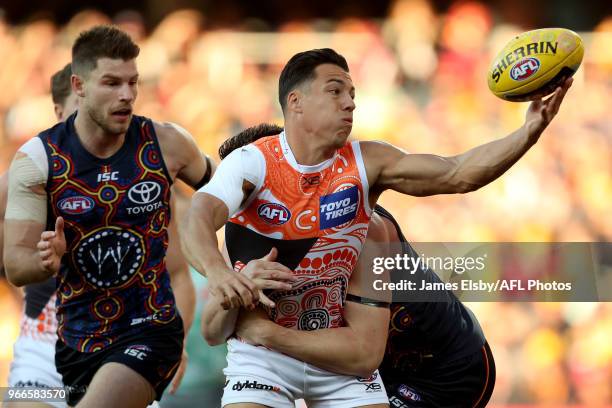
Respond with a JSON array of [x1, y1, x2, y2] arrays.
[[487, 28, 584, 102]]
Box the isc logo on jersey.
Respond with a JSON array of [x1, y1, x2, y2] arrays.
[[319, 185, 358, 229], [58, 196, 95, 215], [258, 203, 291, 225]]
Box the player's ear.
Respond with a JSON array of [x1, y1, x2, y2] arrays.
[[72, 74, 85, 98], [287, 90, 302, 114]]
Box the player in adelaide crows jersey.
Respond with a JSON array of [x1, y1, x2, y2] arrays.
[[4, 26, 211, 408]]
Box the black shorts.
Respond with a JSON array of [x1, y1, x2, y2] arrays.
[[385, 342, 496, 408], [55, 317, 184, 407]]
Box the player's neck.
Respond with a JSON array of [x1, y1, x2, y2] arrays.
[[284, 125, 336, 166], [74, 111, 127, 159]]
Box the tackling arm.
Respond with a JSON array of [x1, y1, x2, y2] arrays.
[[235, 214, 393, 378]]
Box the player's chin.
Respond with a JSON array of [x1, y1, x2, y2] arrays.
[[334, 128, 352, 146]]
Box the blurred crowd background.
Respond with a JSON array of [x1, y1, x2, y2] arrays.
[[0, 0, 610, 406]]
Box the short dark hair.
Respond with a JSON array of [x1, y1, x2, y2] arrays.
[[72, 25, 140, 77], [219, 123, 283, 159], [278, 48, 349, 111], [50, 63, 73, 105]]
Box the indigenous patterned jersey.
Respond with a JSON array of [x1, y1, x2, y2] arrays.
[[225, 132, 372, 330], [39, 113, 176, 352]]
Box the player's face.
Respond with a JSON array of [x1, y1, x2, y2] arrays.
[[80, 58, 138, 136], [300, 64, 356, 148], [54, 91, 79, 122]]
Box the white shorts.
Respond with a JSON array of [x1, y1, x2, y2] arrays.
[[222, 339, 388, 408], [8, 336, 65, 408]]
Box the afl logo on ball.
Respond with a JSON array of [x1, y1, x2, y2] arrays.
[[510, 57, 540, 81], [58, 196, 95, 214], [258, 203, 291, 225]]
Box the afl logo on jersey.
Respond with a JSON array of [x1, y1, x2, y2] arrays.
[[58, 196, 95, 215], [257, 203, 291, 225]]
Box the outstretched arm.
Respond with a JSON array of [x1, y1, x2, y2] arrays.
[[364, 78, 573, 197]]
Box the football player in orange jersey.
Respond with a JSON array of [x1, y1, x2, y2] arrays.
[[185, 49, 571, 407]]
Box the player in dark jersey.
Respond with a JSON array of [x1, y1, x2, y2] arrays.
[[4, 26, 212, 407], [209, 124, 495, 407], [4, 64, 77, 408]]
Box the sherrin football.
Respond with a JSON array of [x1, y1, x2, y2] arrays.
[[487, 28, 584, 102]]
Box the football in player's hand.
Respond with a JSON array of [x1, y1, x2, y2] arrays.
[[488, 28, 584, 102]]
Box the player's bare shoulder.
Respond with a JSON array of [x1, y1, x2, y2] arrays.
[[153, 121, 200, 178]]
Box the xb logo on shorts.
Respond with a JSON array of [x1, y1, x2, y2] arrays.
[[319, 185, 358, 229], [126, 181, 163, 215], [74, 227, 145, 288], [258, 202, 291, 225]]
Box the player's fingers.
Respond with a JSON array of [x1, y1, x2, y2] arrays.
[[219, 285, 238, 310], [170, 356, 187, 394], [262, 247, 278, 261], [261, 262, 294, 275], [40, 231, 56, 241], [55, 217, 64, 235], [546, 87, 563, 119], [39, 249, 52, 259], [260, 269, 296, 282], [235, 283, 254, 308], [236, 273, 260, 303], [42, 259, 54, 268], [220, 294, 231, 310], [258, 292, 276, 308], [37, 241, 50, 250], [254, 279, 293, 291]]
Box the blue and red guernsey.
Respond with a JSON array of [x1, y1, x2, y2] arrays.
[[39, 113, 176, 353]]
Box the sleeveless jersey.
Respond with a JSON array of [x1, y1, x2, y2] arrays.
[[374, 206, 485, 378], [39, 113, 177, 352], [225, 132, 371, 330]]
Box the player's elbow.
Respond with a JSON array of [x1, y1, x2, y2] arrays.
[[200, 321, 226, 347], [454, 180, 482, 194], [4, 262, 29, 287], [353, 358, 382, 379], [353, 344, 385, 378], [201, 329, 225, 347]]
